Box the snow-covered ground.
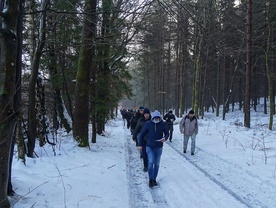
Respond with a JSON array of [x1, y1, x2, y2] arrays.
[[10, 106, 276, 208]]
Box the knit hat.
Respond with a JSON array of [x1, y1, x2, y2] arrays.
[[143, 108, 150, 114], [138, 106, 144, 110], [189, 110, 194, 114], [169, 110, 173, 113]]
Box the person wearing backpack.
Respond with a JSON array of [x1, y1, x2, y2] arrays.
[[179, 110, 198, 155]]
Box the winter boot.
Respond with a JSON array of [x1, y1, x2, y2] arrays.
[[149, 179, 154, 188]]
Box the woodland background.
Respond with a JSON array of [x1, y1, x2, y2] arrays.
[[0, 0, 275, 207]]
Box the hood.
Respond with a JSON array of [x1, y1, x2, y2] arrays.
[[151, 110, 162, 122]]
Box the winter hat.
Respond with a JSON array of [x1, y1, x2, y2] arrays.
[[188, 110, 195, 114], [151, 110, 162, 123], [138, 106, 144, 110], [151, 110, 162, 119], [143, 108, 150, 114], [169, 110, 173, 113]]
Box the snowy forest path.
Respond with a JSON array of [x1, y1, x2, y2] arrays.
[[166, 139, 276, 208], [124, 123, 245, 208], [167, 142, 252, 207], [124, 126, 170, 208]]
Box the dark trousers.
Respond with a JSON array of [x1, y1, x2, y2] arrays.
[[167, 124, 174, 140], [142, 144, 148, 168], [138, 134, 148, 167]]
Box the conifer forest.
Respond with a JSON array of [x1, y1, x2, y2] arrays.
[[0, 0, 275, 207]]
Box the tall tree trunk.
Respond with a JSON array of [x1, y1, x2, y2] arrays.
[[265, 0, 274, 130], [60, 53, 74, 124], [175, 21, 181, 117], [27, 0, 49, 157], [193, 10, 203, 117], [48, 13, 71, 134], [0, 1, 19, 206], [215, 56, 220, 117], [200, 47, 208, 119], [179, 50, 185, 116], [7, 0, 25, 196], [16, 0, 25, 163], [73, 0, 97, 146], [91, 57, 97, 143], [96, 0, 112, 135], [244, 0, 252, 128], [222, 51, 227, 120], [193, 52, 201, 116]]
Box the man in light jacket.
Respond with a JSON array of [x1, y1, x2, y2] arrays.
[[179, 110, 198, 155]]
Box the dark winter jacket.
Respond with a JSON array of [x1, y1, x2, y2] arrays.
[[132, 116, 151, 146], [163, 112, 176, 125], [130, 112, 144, 130], [125, 110, 134, 129], [139, 110, 169, 148]]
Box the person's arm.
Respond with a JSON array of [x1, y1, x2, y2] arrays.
[[163, 123, 169, 140], [195, 118, 199, 135], [179, 117, 184, 133], [132, 119, 141, 140], [173, 115, 176, 121], [159, 123, 169, 143], [138, 122, 148, 151]]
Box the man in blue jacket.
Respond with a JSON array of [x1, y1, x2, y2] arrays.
[[138, 110, 169, 188]]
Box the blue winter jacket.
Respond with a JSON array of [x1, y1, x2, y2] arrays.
[[139, 110, 169, 148]]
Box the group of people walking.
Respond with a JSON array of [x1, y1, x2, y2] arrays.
[[123, 107, 198, 188]]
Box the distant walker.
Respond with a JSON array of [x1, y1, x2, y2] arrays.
[[179, 110, 198, 155]]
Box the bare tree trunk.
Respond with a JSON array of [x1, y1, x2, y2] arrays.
[[90, 52, 97, 143], [222, 52, 226, 120], [200, 47, 209, 119], [16, 0, 25, 162], [193, 13, 203, 117], [7, 0, 25, 196], [166, 38, 171, 111], [27, 0, 49, 157], [73, 0, 97, 146], [179, 51, 185, 116], [193, 52, 201, 116], [60, 53, 74, 123], [264, 82, 267, 114], [48, 13, 71, 133], [265, 0, 274, 130], [215, 57, 220, 117], [244, 0, 252, 128], [0, 1, 20, 206], [175, 30, 180, 117]]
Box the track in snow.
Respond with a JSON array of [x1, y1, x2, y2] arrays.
[[166, 141, 275, 208], [124, 127, 170, 208]]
